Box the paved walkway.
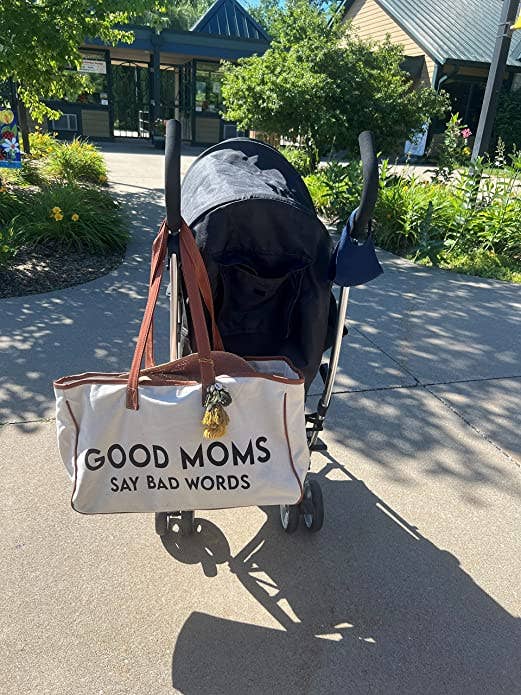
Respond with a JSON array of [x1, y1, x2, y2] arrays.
[[1, 142, 520, 695]]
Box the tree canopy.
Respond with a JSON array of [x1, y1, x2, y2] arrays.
[[0, 0, 214, 121], [142, 0, 213, 33], [223, 0, 449, 160]]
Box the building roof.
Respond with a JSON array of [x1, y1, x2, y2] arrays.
[[341, 0, 521, 67], [192, 0, 270, 42]]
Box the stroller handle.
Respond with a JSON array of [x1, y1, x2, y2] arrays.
[[351, 131, 378, 239], [165, 119, 182, 233]]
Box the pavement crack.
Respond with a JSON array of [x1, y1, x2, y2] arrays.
[[351, 326, 421, 385], [0, 417, 56, 427], [424, 385, 520, 468]]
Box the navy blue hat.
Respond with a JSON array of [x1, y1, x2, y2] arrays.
[[330, 209, 383, 287]]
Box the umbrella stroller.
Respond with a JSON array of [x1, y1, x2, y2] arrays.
[[156, 121, 381, 537]]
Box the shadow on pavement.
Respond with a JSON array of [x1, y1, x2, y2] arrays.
[[167, 455, 520, 694], [0, 187, 168, 429], [346, 256, 521, 384]]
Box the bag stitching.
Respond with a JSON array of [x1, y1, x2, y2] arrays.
[[65, 400, 80, 513], [282, 392, 305, 504]]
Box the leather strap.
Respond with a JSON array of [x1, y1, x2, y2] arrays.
[[143, 224, 223, 368], [127, 219, 218, 409]]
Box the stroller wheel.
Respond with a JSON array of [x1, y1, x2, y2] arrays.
[[155, 512, 170, 537], [180, 510, 195, 536], [302, 479, 324, 532], [280, 504, 299, 533]]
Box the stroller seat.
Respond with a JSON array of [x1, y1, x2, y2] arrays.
[[181, 139, 336, 388]]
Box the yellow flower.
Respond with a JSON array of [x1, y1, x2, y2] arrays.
[[54, 212, 63, 221], [99, 174, 107, 183], [0, 187, 6, 194], [463, 146, 471, 156], [71, 213, 79, 222], [52, 206, 62, 214]]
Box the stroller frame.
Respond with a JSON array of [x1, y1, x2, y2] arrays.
[[156, 121, 378, 536]]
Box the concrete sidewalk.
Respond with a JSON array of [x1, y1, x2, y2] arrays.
[[1, 142, 520, 695]]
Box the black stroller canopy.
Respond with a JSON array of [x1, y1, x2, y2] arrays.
[[181, 138, 315, 226], [179, 137, 334, 389]]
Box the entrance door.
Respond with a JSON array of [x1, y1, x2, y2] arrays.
[[111, 62, 150, 138]]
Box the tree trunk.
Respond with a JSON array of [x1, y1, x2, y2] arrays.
[[15, 91, 31, 156]]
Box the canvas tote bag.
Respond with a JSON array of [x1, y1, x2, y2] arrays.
[[54, 220, 309, 514]]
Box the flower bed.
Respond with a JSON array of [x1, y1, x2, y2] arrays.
[[0, 134, 128, 297]]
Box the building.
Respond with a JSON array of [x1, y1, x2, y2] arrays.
[[47, 0, 270, 145], [338, 0, 521, 134]]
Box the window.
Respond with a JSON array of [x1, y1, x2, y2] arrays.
[[195, 62, 223, 114], [51, 114, 78, 131]]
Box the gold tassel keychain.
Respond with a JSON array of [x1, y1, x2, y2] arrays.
[[202, 383, 232, 439]]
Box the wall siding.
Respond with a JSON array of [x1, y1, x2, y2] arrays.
[[345, 0, 437, 85]]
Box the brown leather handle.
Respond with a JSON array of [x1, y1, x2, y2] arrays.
[[126, 219, 217, 409], [143, 225, 224, 368]]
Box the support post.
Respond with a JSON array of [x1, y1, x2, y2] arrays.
[[471, 0, 519, 160], [150, 34, 161, 138]]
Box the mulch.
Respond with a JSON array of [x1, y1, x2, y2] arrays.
[[0, 242, 125, 299]]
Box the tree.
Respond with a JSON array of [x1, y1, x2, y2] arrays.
[[143, 0, 213, 32], [222, 0, 449, 166]]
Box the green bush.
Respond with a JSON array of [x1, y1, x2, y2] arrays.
[[13, 184, 128, 253], [435, 248, 521, 283], [373, 163, 457, 255], [43, 139, 108, 185], [432, 113, 472, 182], [495, 88, 521, 152], [279, 146, 314, 176], [28, 130, 60, 159], [304, 160, 362, 223], [0, 185, 24, 222], [304, 154, 521, 281], [0, 220, 19, 267]]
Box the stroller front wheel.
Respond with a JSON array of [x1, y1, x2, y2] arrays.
[[279, 503, 299, 533], [302, 479, 324, 532], [155, 511, 170, 537]]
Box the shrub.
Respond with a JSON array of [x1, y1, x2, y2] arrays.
[[432, 114, 472, 182], [495, 88, 521, 153], [43, 139, 108, 185], [0, 220, 19, 267], [0, 185, 24, 223], [304, 160, 362, 223], [373, 164, 457, 254], [279, 146, 314, 176], [28, 130, 60, 159], [435, 248, 521, 283], [13, 184, 128, 253]]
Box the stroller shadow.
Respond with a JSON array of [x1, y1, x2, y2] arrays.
[[166, 454, 520, 694]]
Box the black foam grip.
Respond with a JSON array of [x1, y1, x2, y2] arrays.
[[165, 119, 181, 233], [353, 131, 379, 238]]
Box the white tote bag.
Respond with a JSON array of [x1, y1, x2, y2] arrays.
[[54, 220, 309, 514]]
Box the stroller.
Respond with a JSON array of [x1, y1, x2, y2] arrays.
[[155, 121, 381, 537]]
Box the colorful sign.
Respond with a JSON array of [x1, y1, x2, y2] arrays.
[[0, 107, 22, 169]]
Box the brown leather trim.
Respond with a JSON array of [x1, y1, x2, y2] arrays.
[[65, 400, 80, 511], [282, 392, 304, 503], [55, 353, 305, 390]]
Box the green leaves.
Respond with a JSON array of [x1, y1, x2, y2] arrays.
[[0, 0, 166, 119], [221, 0, 448, 160], [8, 183, 128, 253]]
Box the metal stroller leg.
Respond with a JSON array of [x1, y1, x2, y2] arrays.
[[155, 119, 196, 538], [308, 286, 350, 449]]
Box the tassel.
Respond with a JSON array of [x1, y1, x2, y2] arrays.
[[202, 409, 214, 427], [211, 404, 229, 427], [202, 384, 232, 439]]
